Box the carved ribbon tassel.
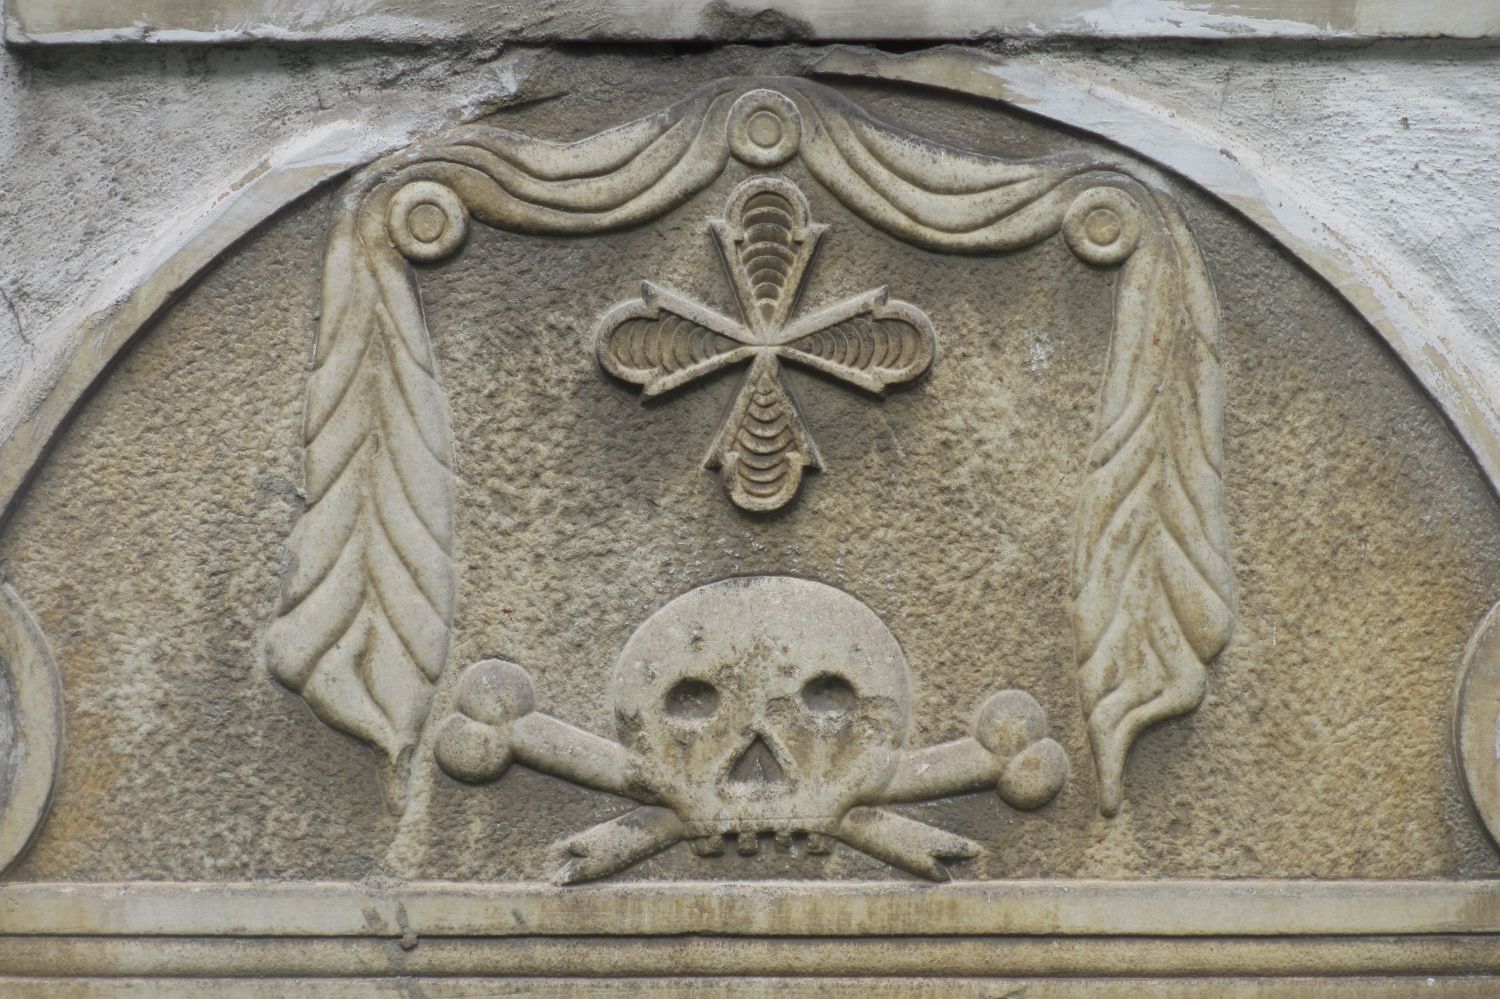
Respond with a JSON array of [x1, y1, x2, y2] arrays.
[[706, 352, 820, 512], [266, 185, 463, 812], [1067, 187, 1235, 816]]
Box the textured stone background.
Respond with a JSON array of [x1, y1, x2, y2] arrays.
[[4, 41, 1500, 462], [1, 64, 1495, 883]]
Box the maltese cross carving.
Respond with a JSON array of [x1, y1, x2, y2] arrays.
[[595, 176, 937, 512]]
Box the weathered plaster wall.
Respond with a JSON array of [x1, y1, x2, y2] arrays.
[[986, 40, 1500, 415], [10, 0, 1500, 43], [0, 37, 1497, 487], [0, 39, 529, 430]]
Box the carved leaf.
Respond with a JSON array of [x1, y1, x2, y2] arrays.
[[265, 205, 456, 810], [596, 301, 749, 398], [711, 179, 821, 335], [706, 353, 819, 512], [1072, 225, 1234, 816], [781, 304, 936, 393]]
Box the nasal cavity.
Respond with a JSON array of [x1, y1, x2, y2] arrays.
[[728, 735, 786, 786]]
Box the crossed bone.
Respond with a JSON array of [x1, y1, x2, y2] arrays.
[[435, 659, 1068, 883]]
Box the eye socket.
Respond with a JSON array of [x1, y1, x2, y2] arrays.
[[801, 673, 857, 714], [665, 678, 720, 720]]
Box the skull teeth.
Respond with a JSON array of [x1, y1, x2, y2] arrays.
[[685, 828, 837, 859], [690, 835, 725, 857]]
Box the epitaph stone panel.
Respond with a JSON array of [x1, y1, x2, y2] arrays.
[[2, 53, 1499, 994]]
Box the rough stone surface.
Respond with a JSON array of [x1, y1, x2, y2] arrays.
[[3, 30, 1500, 995], [4, 42, 1500, 490], [1, 65, 1496, 887]]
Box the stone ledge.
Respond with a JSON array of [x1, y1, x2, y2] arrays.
[[3, 979, 1499, 999], [7, 0, 1500, 45], [4, 880, 1500, 937]]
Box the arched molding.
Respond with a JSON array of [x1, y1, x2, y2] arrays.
[[812, 46, 1500, 501], [4, 50, 1495, 525]]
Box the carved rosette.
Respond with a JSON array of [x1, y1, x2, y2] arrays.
[[266, 76, 1234, 818], [1455, 600, 1500, 848], [0, 583, 63, 875]]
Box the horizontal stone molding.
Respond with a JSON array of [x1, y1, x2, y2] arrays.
[[3, 882, 1500, 983], [7, 0, 1500, 44], [4, 880, 1500, 939], [6, 937, 1500, 980], [3, 978, 1500, 999]]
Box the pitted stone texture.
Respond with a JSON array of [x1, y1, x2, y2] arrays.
[[0, 70, 1497, 883]]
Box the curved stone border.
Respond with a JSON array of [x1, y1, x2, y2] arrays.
[[3, 49, 1498, 538], [811, 47, 1500, 503], [1456, 600, 1500, 846], [0, 582, 63, 875]]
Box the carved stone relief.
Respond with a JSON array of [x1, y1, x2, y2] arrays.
[[1456, 600, 1500, 846], [596, 175, 937, 511], [2, 51, 1500, 992], [436, 576, 1066, 881], [263, 78, 1233, 821], [0, 583, 61, 875]]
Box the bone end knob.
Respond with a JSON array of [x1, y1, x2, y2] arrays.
[[997, 738, 1068, 811], [435, 659, 537, 783], [972, 689, 1068, 810], [458, 658, 537, 723], [972, 689, 1047, 757]]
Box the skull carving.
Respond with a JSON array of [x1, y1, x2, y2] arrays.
[[611, 577, 910, 851], [437, 576, 1068, 882]]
